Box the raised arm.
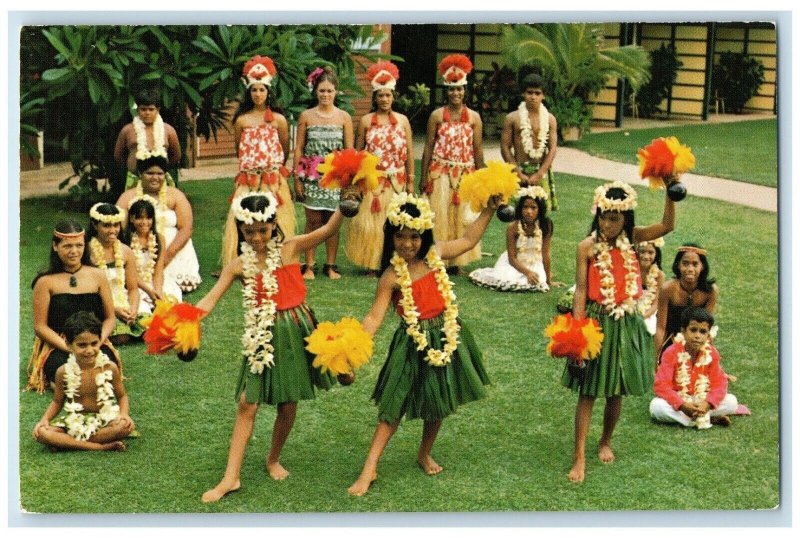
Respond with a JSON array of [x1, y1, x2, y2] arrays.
[[572, 238, 592, 320], [436, 200, 497, 261], [361, 270, 396, 336], [633, 191, 676, 243], [282, 208, 344, 261]]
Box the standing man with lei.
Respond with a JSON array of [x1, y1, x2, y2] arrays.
[[347, 60, 415, 276], [347, 192, 498, 497], [420, 54, 485, 273], [500, 73, 559, 210], [114, 87, 181, 189], [218, 55, 295, 272], [563, 180, 675, 483]]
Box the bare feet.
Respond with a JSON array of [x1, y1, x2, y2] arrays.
[[201, 479, 241, 503], [266, 460, 290, 480], [711, 415, 732, 427], [303, 268, 315, 280], [417, 454, 443, 476], [103, 441, 127, 452], [568, 457, 585, 483], [347, 472, 377, 496], [598, 443, 615, 464], [323, 264, 341, 280]]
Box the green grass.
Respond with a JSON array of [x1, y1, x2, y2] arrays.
[[18, 174, 778, 513], [569, 119, 778, 188]]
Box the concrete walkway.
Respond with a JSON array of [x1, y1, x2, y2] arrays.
[[19, 115, 777, 213]]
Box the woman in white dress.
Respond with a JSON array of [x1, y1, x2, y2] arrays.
[[469, 186, 559, 292]]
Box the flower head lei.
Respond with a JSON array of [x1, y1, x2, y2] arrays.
[[242, 55, 277, 88], [516, 185, 549, 202], [307, 67, 325, 91], [240, 240, 281, 374], [639, 237, 665, 249], [518, 100, 550, 161], [367, 60, 400, 91], [391, 248, 460, 367], [232, 193, 278, 225], [592, 181, 638, 214], [672, 331, 715, 429], [386, 192, 434, 231], [133, 114, 167, 161], [438, 54, 472, 86], [89, 203, 124, 224], [62, 352, 120, 441]]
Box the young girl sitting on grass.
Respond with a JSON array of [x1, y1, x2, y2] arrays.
[[196, 193, 347, 503], [469, 185, 559, 292], [347, 192, 498, 496], [636, 238, 665, 335], [563, 181, 675, 483], [33, 311, 134, 452]]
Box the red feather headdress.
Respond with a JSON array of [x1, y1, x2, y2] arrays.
[[242, 55, 277, 87], [367, 61, 400, 91], [438, 54, 473, 86]]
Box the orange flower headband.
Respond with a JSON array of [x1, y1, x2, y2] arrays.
[[438, 54, 472, 87], [367, 61, 399, 91], [242, 55, 277, 88]]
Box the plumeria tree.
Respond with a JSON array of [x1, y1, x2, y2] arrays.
[[501, 23, 650, 137]]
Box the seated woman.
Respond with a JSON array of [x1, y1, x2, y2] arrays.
[[636, 238, 665, 336], [27, 220, 120, 393], [116, 155, 202, 298], [86, 203, 142, 344], [655, 243, 718, 359]]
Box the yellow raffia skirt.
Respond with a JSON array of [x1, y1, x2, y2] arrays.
[[220, 179, 296, 268], [426, 166, 481, 267]]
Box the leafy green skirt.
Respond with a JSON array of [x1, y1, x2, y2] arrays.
[[561, 301, 654, 397], [235, 303, 335, 405], [372, 315, 490, 422]]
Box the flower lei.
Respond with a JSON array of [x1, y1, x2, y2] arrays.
[[89, 204, 124, 224], [90, 237, 129, 308], [232, 193, 277, 225], [591, 231, 639, 319], [386, 192, 434, 231], [62, 352, 120, 441], [592, 181, 638, 213], [518, 220, 543, 263], [133, 115, 167, 160], [135, 181, 167, 235], [518, 101, 550, 161], [673, 332, 713, 429], [391, 249, 460, 367], [637, 264, 660, 316], [240, 241, 281, 374], [131, 231, 157, 285]]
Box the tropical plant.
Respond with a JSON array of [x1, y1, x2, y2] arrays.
[[501, 23, 651, 136], [394, 83, 431, 123], [626, 43, 683, 118], [712, 51, 765, 114]]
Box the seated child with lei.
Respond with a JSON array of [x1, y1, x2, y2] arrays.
[[469, 186, 560, 292], [636, 238, 665, 335], [650, 307, 737, 429], [33, 311, 135, 451]]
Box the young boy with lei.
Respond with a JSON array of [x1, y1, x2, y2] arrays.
[[563, 180, 675, 483], [196, 192, 347, 503], [469, 185, 560, 292], [114, 87, 181, 188], [500, 73, 559, 210], [33, 311, 135, 451], [86, 203, 143, 345], [636, 237, 665, 335], [650, 307, 737, 428], [347, 192, 498, 496]]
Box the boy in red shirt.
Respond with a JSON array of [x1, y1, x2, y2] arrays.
[[650, 307, 737, 429]]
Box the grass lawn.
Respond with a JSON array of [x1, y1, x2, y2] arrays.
[[18, 173, 778, 513], [569, 119, 778, 188]]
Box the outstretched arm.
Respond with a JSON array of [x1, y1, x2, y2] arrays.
[[634, 190, 675, 243], [362, 270, 396, 336], [282, 208, 344, 262], [436, 197, 499, 261], [195, 259, 240, 314]]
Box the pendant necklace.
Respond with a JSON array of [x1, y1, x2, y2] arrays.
[[65, 265, 82, 288]]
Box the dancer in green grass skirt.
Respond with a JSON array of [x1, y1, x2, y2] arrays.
[[564, 180, 676, 484], [196, 193, 347, 503], [347, 193, 499, 496]]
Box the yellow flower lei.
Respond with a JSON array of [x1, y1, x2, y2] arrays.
[[62, 352, 120, 441], [133, 114, 167, 160], [131, 231, 158, 285], [518, 101, 550, 161], [90, 237, 129, 308], [637, 264, 660, 316], [673, 332, 713, 429], [391, 249, 460, 367], [136, 181, 168, 235], [386, 192, 434, 231], [591, 231, 639, 319], [240, 241, 281, 374]]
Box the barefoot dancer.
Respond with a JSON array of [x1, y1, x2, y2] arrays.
[[347, 193, 497, 496], [564, 181, 675, 483]]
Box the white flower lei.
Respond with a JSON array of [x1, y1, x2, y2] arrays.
[[391, 249, 460, 367], [90, 237, 129, 308], [673, 332, 713, 429], [593, 181, 638, 213], [386, 192, 434, 231], [135, 181, 167, 236], [516, 185, 548, 202], [131, 231, 157, 285], [518, 101, 550, 161], [62, 352, 120, 441], [240, 241, 281, 374], [637, 264, 660, 316], [89, 203, 124, 224], [232, 193, 278, 225], [518, 220, 543, 263], [133, 115, 167, 160], [591, 231, 639, 319]]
